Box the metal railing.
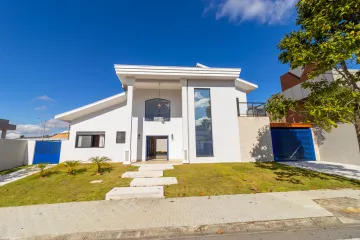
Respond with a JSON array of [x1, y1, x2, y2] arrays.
[[236, 98, 267, 117]]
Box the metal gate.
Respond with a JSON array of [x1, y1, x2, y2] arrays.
[[33, 141, 62, 164], [270, 128, 316, 161]]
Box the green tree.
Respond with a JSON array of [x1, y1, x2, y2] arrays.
[[267, 0, 360, 149]]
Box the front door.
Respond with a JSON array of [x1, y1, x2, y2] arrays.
[[146, 136, 168, 161]]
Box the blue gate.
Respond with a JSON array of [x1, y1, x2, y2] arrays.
[[270, 128, 316, 161], [33, 141, 62, 164]]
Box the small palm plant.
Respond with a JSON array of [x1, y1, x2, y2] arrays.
[[63, 160, 81, 175], [89, 156, 111, 174], [37, 163, 48, 178]]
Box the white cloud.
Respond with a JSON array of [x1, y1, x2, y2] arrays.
[[196, 116, 210, 126], [195, 91, 207, 100], [37, 95, 54, 101], [206, 0, 297, 24], [195, 98, 210, 109], [6, 132, 21, 139], [34, 106, 47, 111], [5, 119, 69, 139]]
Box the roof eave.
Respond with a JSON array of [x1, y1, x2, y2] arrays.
[[55, 92, 126, 122]]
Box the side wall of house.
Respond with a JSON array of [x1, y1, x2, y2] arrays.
[[59, 102, 129, 163], [131, 89, 183, 161], [238, 117, 273, 162], [187, 80, 242, 163], [313, 123, 360, 165]]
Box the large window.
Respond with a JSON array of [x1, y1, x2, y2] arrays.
[[145, 98, 170, 121], [194, 89, 213, 157], [76, 132, 105, 148]]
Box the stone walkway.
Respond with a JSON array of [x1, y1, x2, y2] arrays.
[[1, 189, 360, 239], [0, 165, 56, 186], [106, 164, 178, 200], [281, 161, 360, 180]]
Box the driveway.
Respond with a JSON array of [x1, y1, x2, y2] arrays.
[[281, 161, 360, 181]]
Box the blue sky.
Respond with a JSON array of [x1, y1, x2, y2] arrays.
[[0, 0, 298, 138]]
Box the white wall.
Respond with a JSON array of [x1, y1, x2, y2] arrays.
[[25, 140, 36, 165], [238, 117, 273, 162], [187, 80, 242, 163], [131, 89, 183, 161], [0, 139, 28, 171], [313, 124, 360, 165], [60, 102, 129, 162], [156, 139, 167, 152]]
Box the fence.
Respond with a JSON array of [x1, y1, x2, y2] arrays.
[[236, 99, 267, 117]]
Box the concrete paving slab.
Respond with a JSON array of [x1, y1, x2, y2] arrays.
[[105, 186, 164, 200], [130, 177, 178, 187], [90, 180, 103, 184], [138, 164, 174, 172], [122, 171, 163, 178], [281, 161, 360, 180]]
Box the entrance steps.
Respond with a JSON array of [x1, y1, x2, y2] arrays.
[[122, 171, 163, 178], [105, 186, 164, 200], [138, 164, 174, 172], [105, 164, 177, 200], [130, 177, 178, 187]]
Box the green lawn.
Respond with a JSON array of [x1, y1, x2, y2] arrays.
[[164, 162, 360, 198], [0, 163, 137, 207]]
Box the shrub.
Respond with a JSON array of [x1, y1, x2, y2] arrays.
[[36, 163, 48, 178], [89, 156, 111, 174], [63, 160, 81, 175]]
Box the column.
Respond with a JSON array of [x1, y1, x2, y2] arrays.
[[124, 78, 134, 165], [1, 129, 6, 139], [180, 79, 190, 163]]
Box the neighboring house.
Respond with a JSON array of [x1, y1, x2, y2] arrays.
[[50, 131, 69, 140], [0, 119, 16, 139], [276, 67, 360, 165], [55, 63, 260, 164]]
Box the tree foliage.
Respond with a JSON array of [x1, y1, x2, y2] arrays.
[[266, 0, 360, 148]]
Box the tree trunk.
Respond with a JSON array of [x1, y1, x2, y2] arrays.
[[355, 112, 360, 152]]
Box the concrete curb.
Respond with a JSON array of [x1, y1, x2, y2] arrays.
[[28, 216, 344, 240]]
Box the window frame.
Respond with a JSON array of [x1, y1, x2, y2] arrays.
[[75, 132, 105, 148], [144, 98, 171, 121], [116, 131, 126, 144], [194, 88, 214, 157]]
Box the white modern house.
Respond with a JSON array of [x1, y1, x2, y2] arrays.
[[55, 63, 259, 164]]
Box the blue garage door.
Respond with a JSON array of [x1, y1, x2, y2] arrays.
[[270, 128, 316, 161], [33, 141, 62, 164]]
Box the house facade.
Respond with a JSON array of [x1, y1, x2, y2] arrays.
[[56, 63, 258, 164]]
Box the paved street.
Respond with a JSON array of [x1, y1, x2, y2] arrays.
[[157, 225, 360, 240], [1, 189, 360, 239]]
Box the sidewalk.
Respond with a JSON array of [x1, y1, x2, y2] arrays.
[[1, 189, 360, 239]]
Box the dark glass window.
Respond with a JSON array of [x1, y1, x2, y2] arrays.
[[116, 132, 126, 144], [194, 89, 213, 157], [75, 132, 105, 148], [145, 98, 170, 121]]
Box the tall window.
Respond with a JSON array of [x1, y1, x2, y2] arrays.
[[145, 98, 170, 121], [76, 132, 105, 148], [194, 89, 213, 157]]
